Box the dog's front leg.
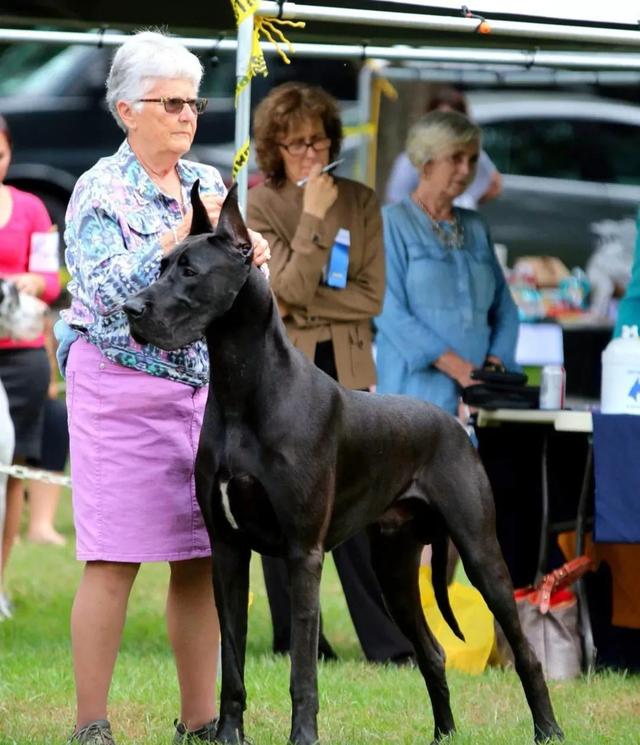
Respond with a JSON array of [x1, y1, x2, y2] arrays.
[[286, 545, 324, 745], [211, 537, 252, 745]]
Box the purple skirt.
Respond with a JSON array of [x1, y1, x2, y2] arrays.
[[66, 338, 211, 562]]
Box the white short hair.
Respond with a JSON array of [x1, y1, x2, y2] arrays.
[[106, 30, 204, 132], [406, 110, 480, 169]]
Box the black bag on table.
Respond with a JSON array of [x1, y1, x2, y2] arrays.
[[462, 368, 540, 410]]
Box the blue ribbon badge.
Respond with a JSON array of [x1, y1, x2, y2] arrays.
[[325, 228, 350, 289]]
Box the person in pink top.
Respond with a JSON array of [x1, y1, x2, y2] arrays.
[[0, 113, 61, 617]]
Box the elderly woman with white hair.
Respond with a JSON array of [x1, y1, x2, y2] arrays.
[[56, 31, 268, 745], [375, 110, 519, 416]]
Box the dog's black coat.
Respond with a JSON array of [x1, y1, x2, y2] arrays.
[[124, 185, 563, 745]]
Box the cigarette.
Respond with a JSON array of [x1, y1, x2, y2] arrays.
[[296, 158, 345, 187]]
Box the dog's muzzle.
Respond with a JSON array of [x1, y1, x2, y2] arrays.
[[123, 298, 150, 344], [123, 297, 147, 319]]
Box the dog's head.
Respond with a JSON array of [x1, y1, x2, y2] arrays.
[[124, 182, 253, 350]]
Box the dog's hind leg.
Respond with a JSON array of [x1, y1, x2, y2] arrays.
[[369, 524, 456, 744], [286, 543, 324, 745], [211, 537, 252, 745], [435, 467, 564, 743], [455, 533, 563, 742]]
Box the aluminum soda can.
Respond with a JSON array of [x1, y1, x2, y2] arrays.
[[539, 365, 566, 410]]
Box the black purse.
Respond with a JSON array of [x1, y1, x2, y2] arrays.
[[462, 368, 540, 410]]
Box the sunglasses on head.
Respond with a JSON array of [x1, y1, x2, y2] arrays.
[[137, 96, 208, 115]]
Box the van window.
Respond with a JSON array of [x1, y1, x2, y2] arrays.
[[481, 119, 581, 180], [582, 120, 640, 186], [0, 43, 67, 95]]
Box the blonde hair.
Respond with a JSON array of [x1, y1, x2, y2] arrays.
[[406, 110, 480, 169]]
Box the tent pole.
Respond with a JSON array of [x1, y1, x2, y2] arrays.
[[357, 63, 373, 185], [1, 29, 640, 71], [234, 12, 253, 215], [256, 2, 640, 47]]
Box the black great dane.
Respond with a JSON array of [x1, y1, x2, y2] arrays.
[[124, 184, 563, 745]]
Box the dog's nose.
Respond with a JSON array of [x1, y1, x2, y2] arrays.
[[123, 298, 147, 318]]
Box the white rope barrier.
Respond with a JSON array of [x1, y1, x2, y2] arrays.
[[0, 463, 71, 487]]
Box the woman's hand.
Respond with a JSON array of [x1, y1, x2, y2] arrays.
[[174, 194, 223, 239], [302, 163, 338, 220], [434, 350, 477, 389], [199, 193, 225, 226], [12, 272, 46, 297], [484, 355, 505, 371], [160, 211, 271, 267], [248, 229, 271, 267]]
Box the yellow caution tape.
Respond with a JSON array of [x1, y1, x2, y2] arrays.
[[343, 122, 377, 138], [231, 0, 305, 105], [231, 0, 260, 25], [232, 138, 251, 181], [230, 1, 305, 177]]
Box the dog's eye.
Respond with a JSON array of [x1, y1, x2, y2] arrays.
[[182, 267, 198, 277]]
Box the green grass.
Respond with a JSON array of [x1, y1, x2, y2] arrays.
[[1, 495, 639, 744]]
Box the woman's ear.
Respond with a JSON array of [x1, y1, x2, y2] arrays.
[[116, 100, 137, 131]]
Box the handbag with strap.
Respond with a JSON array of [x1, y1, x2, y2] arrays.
[[493, 556, 594, 680]]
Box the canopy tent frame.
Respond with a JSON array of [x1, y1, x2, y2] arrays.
[[235, 2, 640, 209], [255, 2, 640, 48], [3, 27, 640, 70], [3, 2, 640, 207]]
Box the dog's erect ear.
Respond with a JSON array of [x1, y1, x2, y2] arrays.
[[189, 180, 214, 236], [215, 183, 252, 259]]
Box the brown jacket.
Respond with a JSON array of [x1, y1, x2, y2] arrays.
[[247, 178, 385, 390]]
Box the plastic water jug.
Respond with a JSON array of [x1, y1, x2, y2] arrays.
[[601, 325, 640, 414]]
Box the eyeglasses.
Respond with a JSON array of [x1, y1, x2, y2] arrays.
[[277, 138, 331, 156], [137, 97, 209, 115]]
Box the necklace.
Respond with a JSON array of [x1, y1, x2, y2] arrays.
[[412, 193, 464, 250]]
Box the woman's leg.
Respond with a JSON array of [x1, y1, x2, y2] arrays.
[[71, 561, 140, 729], [167, 557, 219, 729], [28, 397, 68, 545], [1, 476, 24, 582], [26, 480, 66, 545], [261, 554, 337, 659], [332, 532, 415, 663]]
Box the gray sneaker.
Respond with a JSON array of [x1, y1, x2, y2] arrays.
[[173, 718, 218, 743], [67, 719, 116, 745]]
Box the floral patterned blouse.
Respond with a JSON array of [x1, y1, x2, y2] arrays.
[[61, 139, 226, 387]]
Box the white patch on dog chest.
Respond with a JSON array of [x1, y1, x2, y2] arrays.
[[220, 479, 239, 530]]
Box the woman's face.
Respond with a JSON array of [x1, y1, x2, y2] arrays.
[[0, 131, 12, 183], [422, 140, 479, 201], [123, 77, 198, 159], [278, 117, 331, 185]]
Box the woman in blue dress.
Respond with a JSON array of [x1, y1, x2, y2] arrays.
[[376, 110, 519, 417]]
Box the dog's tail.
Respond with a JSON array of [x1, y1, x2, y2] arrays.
[[431, 534, 465, 642]]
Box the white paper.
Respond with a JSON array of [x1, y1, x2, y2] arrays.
[[515, 323, 564, 367], [335, 228, 351, 246], [29, 231, 60, 273]]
